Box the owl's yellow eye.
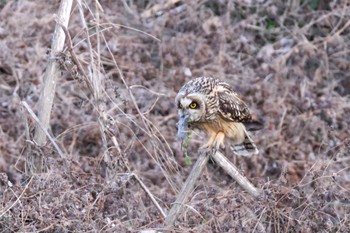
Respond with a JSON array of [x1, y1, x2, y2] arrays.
[[178, 103, 183, 109], [189, 102, 198, 109]]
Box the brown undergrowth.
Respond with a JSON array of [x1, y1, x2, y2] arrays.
[[0, 0, 350, 232]]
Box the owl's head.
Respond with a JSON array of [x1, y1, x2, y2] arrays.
[[175, 92, 207, 139]]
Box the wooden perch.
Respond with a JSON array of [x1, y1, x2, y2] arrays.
[[165, 150, 210, 226], [165, 149, 261, 226]]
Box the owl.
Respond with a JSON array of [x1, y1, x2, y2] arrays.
[[175, 77, 261, 156]]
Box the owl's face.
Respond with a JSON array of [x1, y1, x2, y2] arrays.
[[175, 92, 207, 139]]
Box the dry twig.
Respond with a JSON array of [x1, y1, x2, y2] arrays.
[[21, 101, 67, 162], [0, 176, 34, 218], [111, 136, 167, 219], [133, 173, 167, 219]]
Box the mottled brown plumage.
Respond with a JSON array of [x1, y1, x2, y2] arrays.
[[175, 77, 260, 156]]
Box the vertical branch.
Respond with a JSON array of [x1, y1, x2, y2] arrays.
[[31, 0, 73, 174]]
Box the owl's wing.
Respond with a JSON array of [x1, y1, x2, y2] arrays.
[[216, 83, 252, 122]]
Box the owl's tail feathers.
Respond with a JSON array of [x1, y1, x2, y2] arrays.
[[231, 135, 259, 156], [243, 120, 264, 131]]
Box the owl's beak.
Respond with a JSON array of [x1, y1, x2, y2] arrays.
[[177, 113, 190, 139]]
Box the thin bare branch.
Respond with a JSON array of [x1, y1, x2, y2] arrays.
[[0, 176, 34, 218], [21, 101, 67, 162], [211, 151, 261, 197], [133, 173, 167, 219]]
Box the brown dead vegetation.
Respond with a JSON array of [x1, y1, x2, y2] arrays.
[[1, 0, 350, 232]]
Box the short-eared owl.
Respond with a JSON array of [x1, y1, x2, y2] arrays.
[[175, 77, 261, 156]]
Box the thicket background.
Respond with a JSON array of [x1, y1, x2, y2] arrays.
[[0, 0, 350, 232]]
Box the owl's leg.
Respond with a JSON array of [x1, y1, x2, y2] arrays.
[[213, 132, 225, 149], [201, 133, 216, 149], [201, 132, 225, 149]]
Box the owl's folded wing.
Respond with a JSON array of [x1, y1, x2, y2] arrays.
[[216, 85, 252, 123]]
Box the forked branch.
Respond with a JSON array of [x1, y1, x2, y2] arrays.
[[165, 149, 261, 226]]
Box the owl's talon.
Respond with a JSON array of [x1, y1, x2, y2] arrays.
[[200, 143, 210, 150], [199, 147, 217, 156]]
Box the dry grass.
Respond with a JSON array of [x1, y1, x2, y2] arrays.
[[1, 0, 350, 232]]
